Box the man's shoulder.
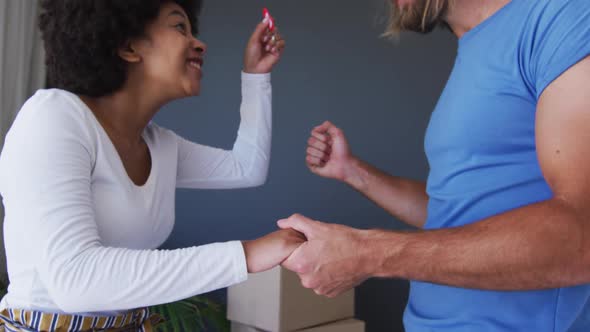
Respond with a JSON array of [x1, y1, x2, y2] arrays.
[[528, 0, 589, 20]]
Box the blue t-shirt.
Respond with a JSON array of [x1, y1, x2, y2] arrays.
[[405, 0, 590, 331]]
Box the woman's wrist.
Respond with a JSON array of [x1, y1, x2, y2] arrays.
[[241, 240, 255, 273], [242, 67, 270, 74]]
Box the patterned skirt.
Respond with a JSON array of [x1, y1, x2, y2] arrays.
[[0, 307, 163, 332]]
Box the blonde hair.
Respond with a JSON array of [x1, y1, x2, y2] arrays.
[[382, 0, 450, 38]]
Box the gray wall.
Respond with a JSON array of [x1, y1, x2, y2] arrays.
[[154, 0, 457, 331]]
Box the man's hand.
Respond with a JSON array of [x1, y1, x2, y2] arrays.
[[305, 121, 361, 184], [278, 214, 373, 297], [307, 121, 429, 228]]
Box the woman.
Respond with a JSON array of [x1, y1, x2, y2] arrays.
[[0, 0, 300, 330]]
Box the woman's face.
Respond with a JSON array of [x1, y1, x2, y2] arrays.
[[130, 3, 206, 99]]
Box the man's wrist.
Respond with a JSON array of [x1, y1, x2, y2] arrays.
[[342, 156, 368, 191], [361, 229, 407, 279]]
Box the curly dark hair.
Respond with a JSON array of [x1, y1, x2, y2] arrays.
[[39, 0, 202, 97]]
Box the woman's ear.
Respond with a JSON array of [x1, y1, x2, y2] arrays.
[[118, 41, 142, 63]]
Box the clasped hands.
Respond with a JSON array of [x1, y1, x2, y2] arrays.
[[243, 214, 372, 298]]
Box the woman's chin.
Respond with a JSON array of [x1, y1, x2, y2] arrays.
[[188, 88, 201, 97], [181, 84, 201, 98]]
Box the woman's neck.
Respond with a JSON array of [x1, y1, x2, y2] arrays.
[[80, 81, 167, 146]]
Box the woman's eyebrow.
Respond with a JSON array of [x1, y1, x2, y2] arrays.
[[168, 10, 187, 20]]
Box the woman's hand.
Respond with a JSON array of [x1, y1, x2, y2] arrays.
[[242, 229, 305, 273], [243, 18, 285, 74]]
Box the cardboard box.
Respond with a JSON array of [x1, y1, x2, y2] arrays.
[[231, 322, 267, 332], [228, 267, 355, 332], [297, 319, 365, 332], [231, 319, 365, 332]]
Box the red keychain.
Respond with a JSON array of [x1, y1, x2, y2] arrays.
[[262, 7, 276, 31]]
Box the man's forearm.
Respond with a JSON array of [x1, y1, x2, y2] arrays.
[[345, 157, 428, 228], [366, 198, 590, 290]]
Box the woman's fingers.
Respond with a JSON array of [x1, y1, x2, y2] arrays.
[[261, 29, 285, 53], [251, 20, 271, 45], [272, 40, 285, 54]]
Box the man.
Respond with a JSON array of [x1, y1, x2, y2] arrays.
[[279, 0, 590, 331]]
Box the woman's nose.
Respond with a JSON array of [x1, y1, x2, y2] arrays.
[[192, 37, 207, 55]]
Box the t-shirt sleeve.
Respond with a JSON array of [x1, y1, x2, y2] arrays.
[[526, 0, 590, 99]]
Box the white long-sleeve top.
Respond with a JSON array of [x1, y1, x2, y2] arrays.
[[0, 72, 272, 314]]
